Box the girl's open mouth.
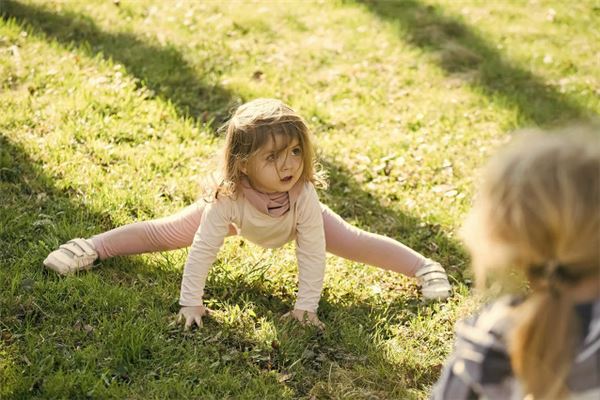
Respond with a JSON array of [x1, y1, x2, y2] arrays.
[[281, 176, 293, 182]]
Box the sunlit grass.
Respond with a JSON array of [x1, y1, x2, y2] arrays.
[[1, 0, 598, 398]]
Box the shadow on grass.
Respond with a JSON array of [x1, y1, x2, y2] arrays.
[[360, 0, 597, 126], [201, 271, 447, 397], [1, 0, 239, 129]]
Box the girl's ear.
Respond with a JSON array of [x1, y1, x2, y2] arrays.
[[239, 160, 248, 175]]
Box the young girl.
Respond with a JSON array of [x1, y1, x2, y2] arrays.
[[432, 128, 600, 399], [43, 98, 451, 329]]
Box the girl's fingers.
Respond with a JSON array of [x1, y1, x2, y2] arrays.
[[184, 315, 194, 330], [304, 313, 324, 329], [283, 310, 325, 329], [313, 319, 325, 330], [176, 306, 209, 329]]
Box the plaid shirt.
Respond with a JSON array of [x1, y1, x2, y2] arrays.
[[431, 296, 600, 400]]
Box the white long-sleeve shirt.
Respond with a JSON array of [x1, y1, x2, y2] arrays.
[[179, 182, 326, 312]]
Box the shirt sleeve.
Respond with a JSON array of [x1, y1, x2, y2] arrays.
[[430, 299, 516, 400], [179, 199, 231, 306], [430, 343, 482, 400], [293, 183, 326, 313]]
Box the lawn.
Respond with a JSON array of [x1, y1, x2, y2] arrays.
[[0, 0, 598, 398]]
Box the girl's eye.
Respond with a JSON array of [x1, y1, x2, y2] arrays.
[[266, 154, 276, 162], [292, 147, 302, 156]]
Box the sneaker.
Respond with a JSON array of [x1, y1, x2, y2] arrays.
[[43, 238, 98, 275], [415, 259, 452, 300]]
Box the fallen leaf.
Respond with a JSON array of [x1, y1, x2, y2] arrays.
[[252, 70, 264, 81], [432, 184, 455, 193]]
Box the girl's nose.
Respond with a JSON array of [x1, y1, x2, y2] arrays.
[[280, 153, 292, 170]]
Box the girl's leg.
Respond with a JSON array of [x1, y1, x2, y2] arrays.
[[91, 202, 237, 260], [90, 203, 204, 259], [321, 204, 425, 276]]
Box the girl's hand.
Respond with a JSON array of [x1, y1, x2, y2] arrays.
[[283, 309, 325, 330], [176, 305, 210, 330]]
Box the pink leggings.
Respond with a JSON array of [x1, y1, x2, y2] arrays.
[[91, 203, 425, 276]]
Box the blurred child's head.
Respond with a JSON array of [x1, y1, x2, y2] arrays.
[[218, 98, 323, 195], [461, 125, 600, 398], [463, 126, 599, 293]]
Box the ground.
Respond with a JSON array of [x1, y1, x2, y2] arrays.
[[0, 0, 598, 398]]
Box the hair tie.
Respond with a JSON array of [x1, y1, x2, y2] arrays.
[[528, 260, 563, 297], [545, 260, 559, 278], [545, 260, 562, 297]]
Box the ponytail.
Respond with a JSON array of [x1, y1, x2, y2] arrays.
[[509, 281, 579, 399]]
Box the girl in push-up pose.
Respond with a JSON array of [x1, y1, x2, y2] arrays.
[[44, 98, 451, 328]]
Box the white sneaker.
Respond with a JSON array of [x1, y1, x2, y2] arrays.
[[415, 259, 452, 300], [43, 238, 98, 275]]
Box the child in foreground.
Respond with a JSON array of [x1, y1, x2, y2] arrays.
[[44, 99, 451, 329], [432, 127, 600, 399]]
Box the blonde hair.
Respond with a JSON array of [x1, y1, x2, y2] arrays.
[[462, 125, 600, 399], [214, 98, 326, 198]]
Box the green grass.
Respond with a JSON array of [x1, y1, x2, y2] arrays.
[[1, 0, 598, 398]]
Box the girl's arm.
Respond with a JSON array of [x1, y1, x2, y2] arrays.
[[294, 184, 327, 315], [179, 199, 231, 308]]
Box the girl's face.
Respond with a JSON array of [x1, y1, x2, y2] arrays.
[[243, 134, 304, 193]]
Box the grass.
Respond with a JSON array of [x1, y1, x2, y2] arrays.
[[1, 0, 598, 398]]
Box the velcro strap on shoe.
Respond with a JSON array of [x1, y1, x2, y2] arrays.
[[70, 238, 96, 255], [60, 242, 85, 257], [421, 271, 450, 282], [415, 263, 446, 277]]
